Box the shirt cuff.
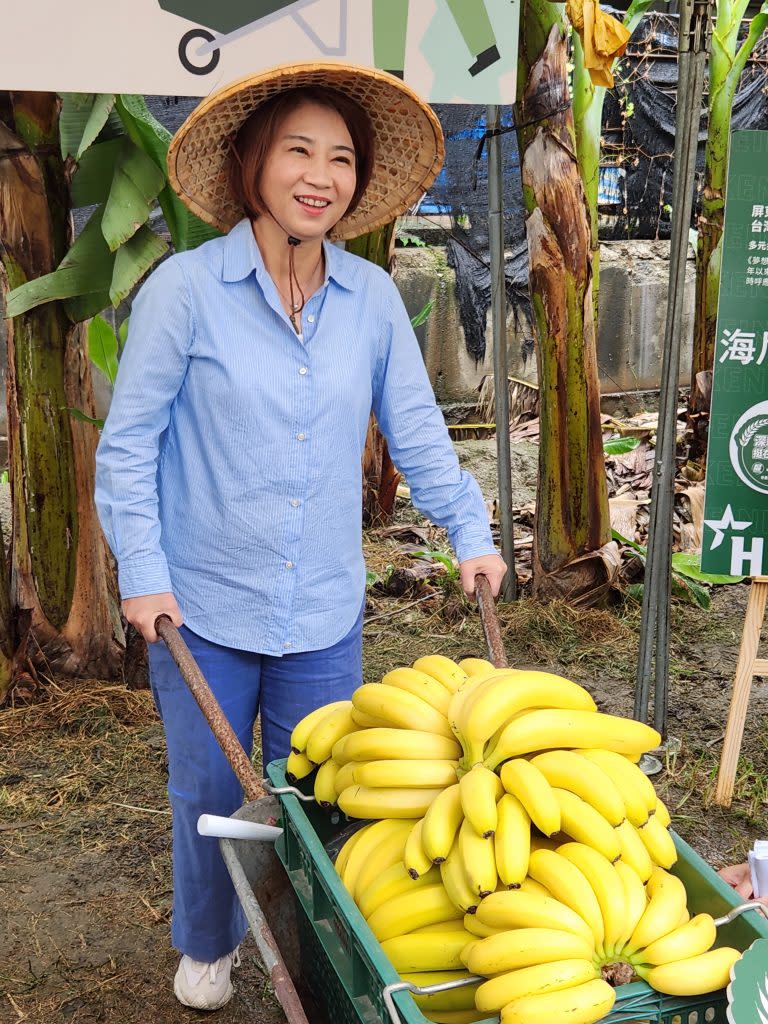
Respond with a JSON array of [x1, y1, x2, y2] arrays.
[[117, 553, 173, 599], [451, 526, 497, 565]]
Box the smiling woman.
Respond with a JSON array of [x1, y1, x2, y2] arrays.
[[94, 60, 507, 1012]]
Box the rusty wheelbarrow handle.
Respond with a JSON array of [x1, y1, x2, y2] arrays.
[[474, 573, 508, 669], [155, 614, 268, 803]]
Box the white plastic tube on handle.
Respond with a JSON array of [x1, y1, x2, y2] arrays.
[[197, 814, 283, 841]]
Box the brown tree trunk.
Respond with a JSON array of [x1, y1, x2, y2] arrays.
[[515, 22, 611, 602], [347, 221, 403, 525], [0, 92, 123, 691]]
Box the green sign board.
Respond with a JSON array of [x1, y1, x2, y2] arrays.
[[702, 130, 768, 578]]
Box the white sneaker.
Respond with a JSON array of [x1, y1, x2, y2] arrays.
[[173, 947, 241, 1010]]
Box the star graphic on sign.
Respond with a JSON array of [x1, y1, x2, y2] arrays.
[[704, 504, 752, 550]]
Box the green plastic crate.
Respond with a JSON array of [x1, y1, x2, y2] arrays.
[[266, 759, 768, 1024]]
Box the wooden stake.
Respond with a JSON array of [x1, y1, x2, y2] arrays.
[[714, 577, 768, 807]]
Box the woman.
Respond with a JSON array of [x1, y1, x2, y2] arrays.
[[95, 62, 506, 1010]]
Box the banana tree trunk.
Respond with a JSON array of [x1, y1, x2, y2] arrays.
[[515, 13, 610, 600], [0, 92, 122, 690], [572, 36, 604, 324], [347, 221, 402, 525]]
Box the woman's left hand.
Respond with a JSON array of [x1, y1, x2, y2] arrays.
[[459, 553, 508, 599]]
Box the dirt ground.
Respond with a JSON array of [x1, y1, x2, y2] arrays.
[[2, 443, 767, 1024]]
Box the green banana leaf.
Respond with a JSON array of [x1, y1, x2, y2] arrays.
[[60, 93, 116, 159], [109, 226, 167, 306], [71, 139, 124, 207], [603, 437, 641, 455], [101, 141, 166, 251], [87, 315, 119, 386]]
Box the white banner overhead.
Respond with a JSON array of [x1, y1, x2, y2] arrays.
[[1, 0, 519, 102]]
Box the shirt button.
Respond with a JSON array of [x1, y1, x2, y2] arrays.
[[296, 432, 306, 441], [299, 366, 308, 375], [285, 561, 294, 569], [307, 315, 315, 324], [283, 641, 291, 649], [290, 499, 300, 507]]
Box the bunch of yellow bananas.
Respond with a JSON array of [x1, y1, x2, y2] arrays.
[[288, 655, 741, 1022]]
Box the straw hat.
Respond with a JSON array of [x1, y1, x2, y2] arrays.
[[167, 62, 445, 241]]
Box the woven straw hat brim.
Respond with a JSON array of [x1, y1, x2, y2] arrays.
[[167, 62, 445, 241]]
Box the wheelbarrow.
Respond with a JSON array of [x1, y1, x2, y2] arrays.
[[153, 575, 505, 1023], [154, 590, 768, 1023], [158, 0, 349, 76]]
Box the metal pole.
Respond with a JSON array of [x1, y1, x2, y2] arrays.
[[487, 104, 517, 601], [634, 0, 712, 733]]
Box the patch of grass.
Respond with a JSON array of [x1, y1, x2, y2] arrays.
[[496, 599, 639, 674]]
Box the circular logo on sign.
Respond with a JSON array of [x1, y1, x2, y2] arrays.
[[729, 401, 768, 494]]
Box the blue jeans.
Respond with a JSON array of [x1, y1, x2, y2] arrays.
[[148, 606, 364, 961]]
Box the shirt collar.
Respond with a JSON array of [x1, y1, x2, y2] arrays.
[[222, 217, 358, 292]]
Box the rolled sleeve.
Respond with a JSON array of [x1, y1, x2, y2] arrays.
[[95, 256, 194, 599], [371, 278, 495, 563]]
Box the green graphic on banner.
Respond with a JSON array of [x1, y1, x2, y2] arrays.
[[726, 937, 768, 1023], [702, 130, 768, 578]]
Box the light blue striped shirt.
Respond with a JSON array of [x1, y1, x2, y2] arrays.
[[95, 217, 494, 654]]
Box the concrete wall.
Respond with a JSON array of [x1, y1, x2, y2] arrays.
[[0, 239, 695, 431], [393, 239, 695, 403]]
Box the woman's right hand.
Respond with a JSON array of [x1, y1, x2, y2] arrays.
[[122, 592, 184, 643]]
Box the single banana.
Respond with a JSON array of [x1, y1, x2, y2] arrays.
[[334, 824, 367, 877], [382, 667, 452, 715], [485, 710, 661, 770], [613, 859, 648, 952], [340, 819, 407, 896], [500, 759, 561, 837], [422, 784, 464, 863], [334, 761, 357, 796], [527, 849, 605, 950], [579, 748, 657, 826], [494, 793, 531, 888], [352, 819, 415, 903], [553, 789, 621, 863], [381, 928, 476, 972], [306, 703, 358, 764], [286, 749, 315, 782], [464, 926, 595, 976], [440, 834, 481, 914], [290, 700, 349, 753], [458, 657, 496, 677], [655, 796, 671, 827], [413, 654, 469, 693], [404, 818, 435, 878], [314, 758, 340, 806], [520, 876, 551, 898], [459, 764, 503, 837], [476, 889, 594, 944], [335, 728, 461, 764], [357, 861, 440, 920], [350, 708, 391, 729], [475, 958, 599, 1013], [338, 785, 444, 820], [615, 819, 654, 882], [352, 758, 458, 790], [531, 750, 626, 827], [451, 669, 526, 764], [401, 971, 479, 1013], [641, 912, 716, 966], [637, 814, 678, 869], [641, 947, 741, 996], [626, 867, 688, 953], [499, 978, 616, 1024], [463, 671, 597, 768], [556, 843, 627, 956], [365, 882, 463, 942], [351, 683, 454, 738], [457, 818, 497, 897], [464, 914, 504, 937]]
